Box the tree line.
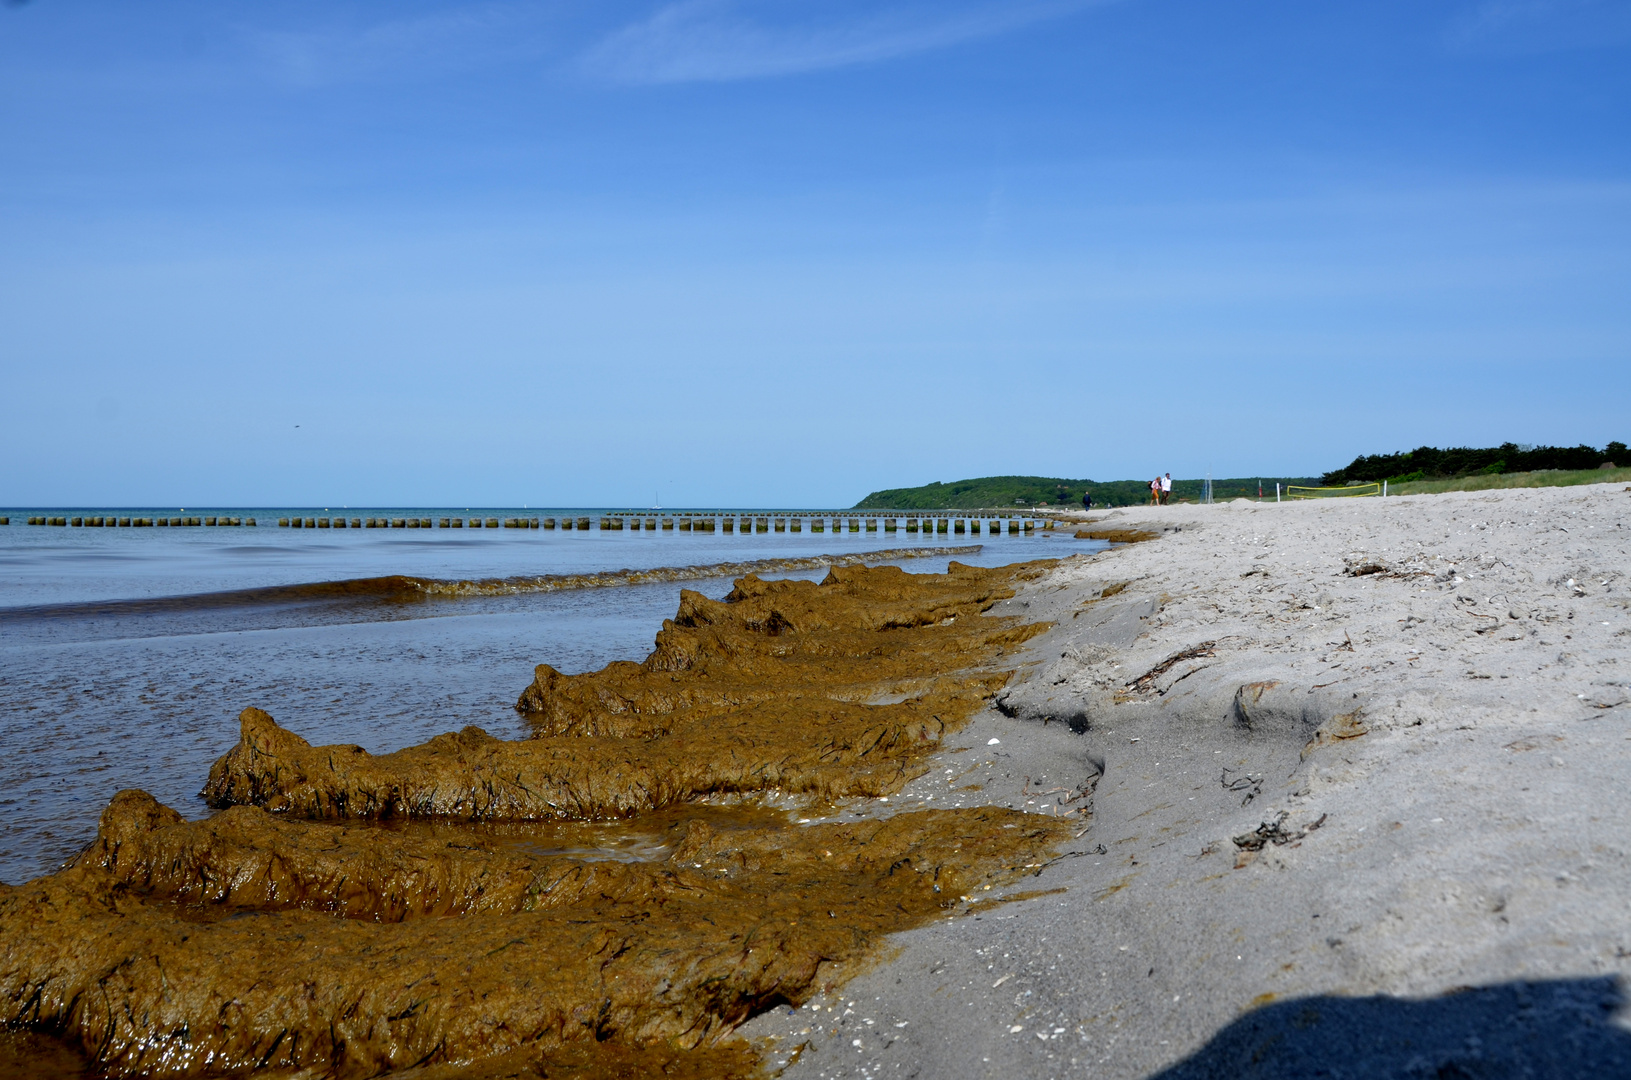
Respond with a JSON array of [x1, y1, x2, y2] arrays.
[[1320, 441, 1627, 486]]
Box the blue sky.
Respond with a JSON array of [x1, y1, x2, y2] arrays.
[[2, 0, 1628, 507]]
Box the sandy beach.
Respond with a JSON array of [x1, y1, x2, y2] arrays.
[[12, 0, 1629, 1072], [747, 481, 1631, 1077]]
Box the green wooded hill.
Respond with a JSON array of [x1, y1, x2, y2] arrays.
[[853, 475, 1317, 510]]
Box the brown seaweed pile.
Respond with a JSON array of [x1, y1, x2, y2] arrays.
[[203, 563, 1053, 818], [0, 561, 1070, 1079], [1074, 527, 1158, 543]]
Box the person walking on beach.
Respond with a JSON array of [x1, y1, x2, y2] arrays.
[[1082, 490, 1093, 512], [1161, 473, 1172, 505], [1150, 477, 1161, 506]]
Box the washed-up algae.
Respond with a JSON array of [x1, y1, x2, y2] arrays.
[[1073, 527, 1158, 543], [0, 1029, 94, 1080], [3, 798, 1063, 1078], [513, 563, 1043, 738], [0, 546, 985, 625], [0, 561, 1073, 1078], [202, 564, 1052, 818]]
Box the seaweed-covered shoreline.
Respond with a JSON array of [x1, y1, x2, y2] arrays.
[[0, 562, 1073, 1079]]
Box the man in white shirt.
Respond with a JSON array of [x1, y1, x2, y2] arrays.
[[1161, 473, 1172, 505]]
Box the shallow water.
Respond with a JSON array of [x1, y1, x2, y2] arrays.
[[0, 506, 1024, 607], [0, 509, 1091, 884]]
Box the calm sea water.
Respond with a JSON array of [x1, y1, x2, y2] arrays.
[[0, 508, 1095, 884]]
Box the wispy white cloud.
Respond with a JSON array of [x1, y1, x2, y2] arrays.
[[579, 0, 1105, 85], [1446, 0, 1631, 54], [249, 4, 556, 87]]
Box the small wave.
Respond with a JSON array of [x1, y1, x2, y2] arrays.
[[0, 546, 983, 622]]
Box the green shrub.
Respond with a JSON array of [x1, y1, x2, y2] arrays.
[[1323, 442, 1621, 485]]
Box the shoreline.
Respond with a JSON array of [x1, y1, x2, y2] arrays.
[[0, 545, 988, 622], [746, 481, 1631, 1077], [2, 483, 1625, 1075], [0, 562, 1070, 1078]]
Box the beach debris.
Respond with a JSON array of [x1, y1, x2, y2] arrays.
[[1342, 554, 1432, 580], [1230, 680, 1286, 732], [1072, 581, 1132, 616], [1117, 642, 1217, 700], [1232, 812, 1328, 857], [1232, 811, 1297, 851], [1074, 528, 1159, 544], [1582, 683, 1630, 710], [1301, 711, 1370, 758], [1221, 767, 1264, 806], [1022, 772, 1099, 816]]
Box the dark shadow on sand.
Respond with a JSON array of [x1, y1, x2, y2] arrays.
[[1150, 977, 1631, 1080]]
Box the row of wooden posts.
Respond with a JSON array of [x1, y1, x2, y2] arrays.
[[277, 515, 1037, 533], [18, 514, 1039, 534], [24, 516, 252, 527]]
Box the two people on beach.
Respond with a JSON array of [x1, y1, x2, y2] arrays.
[[1149, 473, 1172, 506]]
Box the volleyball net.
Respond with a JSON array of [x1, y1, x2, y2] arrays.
[[1285, 483, 1382, 499]]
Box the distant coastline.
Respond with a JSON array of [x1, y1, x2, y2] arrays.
[[853, 474, 1317, 510], [855, 458, 1631, 511]]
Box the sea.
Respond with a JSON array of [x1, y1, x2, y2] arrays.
[[0, 507, 1098, 885]]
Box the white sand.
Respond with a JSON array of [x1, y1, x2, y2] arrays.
[[747, 481, 1631, 1077]]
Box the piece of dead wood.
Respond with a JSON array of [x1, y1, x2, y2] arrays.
[[1120, 642, 1217, 697]]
